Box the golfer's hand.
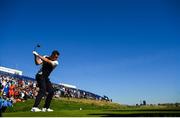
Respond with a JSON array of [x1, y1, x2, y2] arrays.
[[32, 51, 39, 56]]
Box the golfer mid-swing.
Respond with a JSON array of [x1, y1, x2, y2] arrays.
[[31, 50, 59, 112]]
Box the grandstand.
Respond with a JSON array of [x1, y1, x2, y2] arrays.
[[0, 66, 110, 104], [0, 66, 23, 75]]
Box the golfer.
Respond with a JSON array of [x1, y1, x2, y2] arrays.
[[31, 50, 59, 112]]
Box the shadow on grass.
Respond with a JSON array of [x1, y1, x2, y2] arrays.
[[108, 109, 180, 112], [89, 112, 180, 117]]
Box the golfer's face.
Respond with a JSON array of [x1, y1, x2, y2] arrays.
[[51, 54, 59, 61]]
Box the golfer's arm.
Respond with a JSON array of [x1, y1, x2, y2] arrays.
[[34, 55, 42, 65], [36, 55, 53, 65]]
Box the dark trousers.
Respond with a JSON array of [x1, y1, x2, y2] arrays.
[[33, 74, 54, 109]]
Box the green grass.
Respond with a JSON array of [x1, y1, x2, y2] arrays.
[[2, 98, 180, 117]]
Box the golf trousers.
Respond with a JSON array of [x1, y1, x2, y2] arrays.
[[33, 74, 54, 109]]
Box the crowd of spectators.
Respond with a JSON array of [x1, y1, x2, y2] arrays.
[[0, 71, 111, 112], [54, 84, 103, 100], [0, 72, 38, 112], [0, 73, 38, 103]]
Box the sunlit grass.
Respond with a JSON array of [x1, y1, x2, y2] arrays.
[[3, 97, 180, 117]]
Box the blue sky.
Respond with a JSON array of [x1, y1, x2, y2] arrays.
[[0, 0, 180, 105]]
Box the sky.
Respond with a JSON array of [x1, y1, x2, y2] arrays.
[[0, 0, 180, 105]]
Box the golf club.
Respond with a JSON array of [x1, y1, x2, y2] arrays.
[[34, 44, 40, 51]]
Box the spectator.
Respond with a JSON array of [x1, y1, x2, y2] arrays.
[[3, 84, 9, 97], [0, 97, 3, 117], [1, 98, 13, 112], [0, 81, 3, 96], [0, 97, 3, 110], [9, 83, 15, 97]]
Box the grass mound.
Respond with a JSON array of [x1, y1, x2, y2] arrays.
[[3, 98, 180, 117], [5, 97, 123, 112]]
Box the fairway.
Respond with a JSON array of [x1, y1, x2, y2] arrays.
[[2, 98, 180, 117]]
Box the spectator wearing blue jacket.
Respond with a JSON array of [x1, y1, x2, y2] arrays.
[[0, 97, 13, 112], [3, 84, 9, 97], [0, 97, 4, 117]]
